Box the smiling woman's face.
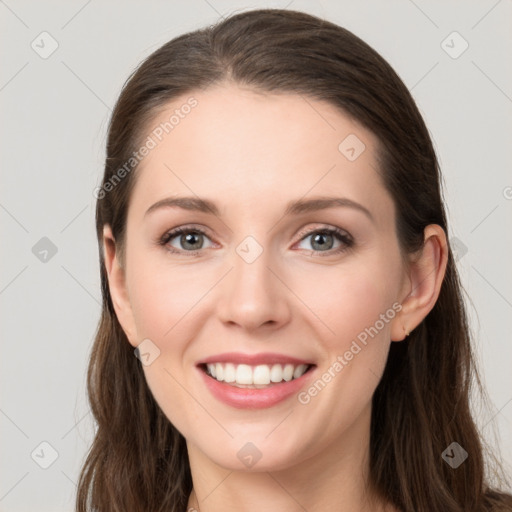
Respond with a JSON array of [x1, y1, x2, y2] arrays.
[[105, 82, 412, 471]]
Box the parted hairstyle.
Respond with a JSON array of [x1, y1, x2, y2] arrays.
[[76, 8, 512, 512]]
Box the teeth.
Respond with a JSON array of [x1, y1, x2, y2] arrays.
[[283, 364, 295, 381], [236, 364, 253, 384], [215, 363, 224, 381], [270, 364, 283, 383], [293, 365, 307, 379], [224, 363, 236, 383], [253, 365, 270, 385], [205, 362, 310, 386]]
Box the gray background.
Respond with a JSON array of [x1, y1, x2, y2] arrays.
[[1, 0, 511, 510]]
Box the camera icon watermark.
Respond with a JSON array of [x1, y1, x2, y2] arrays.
[[236, 236, 263, 264], [441, 31, 469, 60], [31, 31, 59, 59], [449, 236, 468, 262], [31, 441, 59, 469], [338, 134, 366, 162], [237, 442, 262, 468], [134, 338, 161, 366], [32, 236, 58, 263], [442, 442, 468, 469]]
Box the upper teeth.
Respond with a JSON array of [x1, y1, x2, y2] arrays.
[[206, 363, 309, 385]]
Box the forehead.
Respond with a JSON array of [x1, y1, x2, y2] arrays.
[[128, 83, 393, 225]]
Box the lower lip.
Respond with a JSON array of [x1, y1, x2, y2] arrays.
[[198, 366, 315, 409]]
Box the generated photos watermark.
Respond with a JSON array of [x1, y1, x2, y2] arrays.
[[298, 301, 402, 405], [93, 96, 198, 200]]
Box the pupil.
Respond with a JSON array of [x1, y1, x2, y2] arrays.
[[183, 232, 201, 249], [312, 233, 332, 250]]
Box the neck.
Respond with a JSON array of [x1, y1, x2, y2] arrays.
[[186, 404, 392, 512]]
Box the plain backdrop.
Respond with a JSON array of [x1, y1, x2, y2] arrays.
[[1, 1, 511, 510]]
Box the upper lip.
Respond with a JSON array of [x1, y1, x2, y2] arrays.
[[197, 352, 315, 366]]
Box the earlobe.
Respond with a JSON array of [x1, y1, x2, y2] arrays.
[[102, 225, 138, 346], [391, 224, 448, 342]]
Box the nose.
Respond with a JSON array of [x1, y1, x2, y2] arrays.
[[216, 244, 291, 332]]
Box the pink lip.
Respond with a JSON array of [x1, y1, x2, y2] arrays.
[[197, 352, 314, 366], [197, 364, 316, 409]]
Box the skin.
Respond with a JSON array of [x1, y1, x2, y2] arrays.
[[103, 82, 448, 512]]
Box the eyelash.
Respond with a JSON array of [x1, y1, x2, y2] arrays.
[[158, 224, 354, 257]]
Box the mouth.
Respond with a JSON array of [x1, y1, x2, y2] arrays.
[[199, 362, 315, 388], [196, 353, 317, 409]]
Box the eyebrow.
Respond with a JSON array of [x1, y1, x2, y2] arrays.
[[144, 195, 374, 222]]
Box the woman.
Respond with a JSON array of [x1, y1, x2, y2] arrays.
[[77, 8, 512, 512]]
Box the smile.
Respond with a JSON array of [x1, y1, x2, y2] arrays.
[[203, 362, 311, 387], [196, 352, 316, 409]]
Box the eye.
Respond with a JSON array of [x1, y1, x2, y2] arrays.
[[295, 226, 353, 255], [158, 224, 354, 257], [159, 225, 214, 255]]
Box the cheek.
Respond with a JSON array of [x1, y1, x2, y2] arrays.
[[125, 255, 209, 435], [126, 251, 211, 340], [292, 258, 401, 436], [299, 255, 401, 351]]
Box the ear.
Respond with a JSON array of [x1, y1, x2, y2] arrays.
[[391, 224, 448, 342], [102, 224, 139, 347]]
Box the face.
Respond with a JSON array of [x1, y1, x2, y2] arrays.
[[108, 82, 412, 471]]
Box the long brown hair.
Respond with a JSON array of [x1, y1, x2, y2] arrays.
[[77, 8, 512, 511]]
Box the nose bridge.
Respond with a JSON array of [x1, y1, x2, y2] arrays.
[[216, 234, 289, 330], [233, 236, 271, 291]]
